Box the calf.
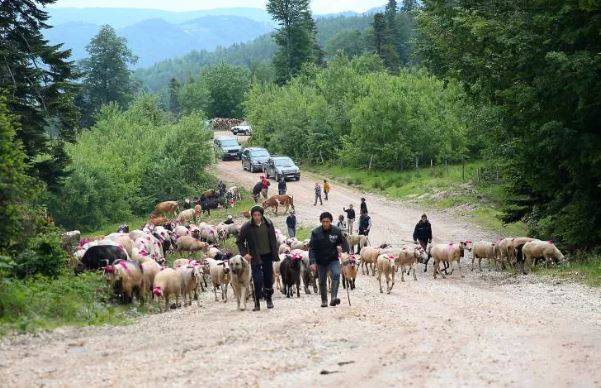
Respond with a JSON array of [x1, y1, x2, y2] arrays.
[[280, 253, 302, 298], [262, 195, 294, 215]]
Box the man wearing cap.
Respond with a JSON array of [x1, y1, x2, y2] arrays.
[[309, 212, 349, 308], [236, 205, 279, 311]]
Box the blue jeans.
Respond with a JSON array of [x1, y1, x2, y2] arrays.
[[317, 260, 340, 302], [287, 227, 296, 238]]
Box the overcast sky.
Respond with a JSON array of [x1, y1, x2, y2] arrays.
[[50, 0, 385, 14]]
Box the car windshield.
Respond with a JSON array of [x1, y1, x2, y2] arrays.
[[220, 139, 238, 147], [250, 150, 269, 157], [274, 158, 294, 167]]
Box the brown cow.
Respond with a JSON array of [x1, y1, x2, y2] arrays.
[[149, 215, 168, 226], [154, 201, 179, 217], [262, 195, 294, 215]]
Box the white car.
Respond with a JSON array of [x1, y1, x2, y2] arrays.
[[231, 125, 252, 136]]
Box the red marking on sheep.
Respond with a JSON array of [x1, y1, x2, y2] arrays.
[[152, 287, 162, 296]]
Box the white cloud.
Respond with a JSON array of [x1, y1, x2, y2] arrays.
[[50, 0, 385, 14]]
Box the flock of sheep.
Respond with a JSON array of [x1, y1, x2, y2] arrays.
[[67, 190, 567, 312]]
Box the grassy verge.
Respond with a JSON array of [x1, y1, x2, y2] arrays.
[[0, 271, 142, 336], [308, 162, 527, 236], [536, 254, 601, 287]]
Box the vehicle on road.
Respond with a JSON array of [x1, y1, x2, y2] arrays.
[[241, 147, 270, 172], [264, 156, 301, 181], [214, 137, 242, 161], [231, 125, 252, 136]]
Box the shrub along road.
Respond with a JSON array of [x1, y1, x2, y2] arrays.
[[0, 160, 600, 386]]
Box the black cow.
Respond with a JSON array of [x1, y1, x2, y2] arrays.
[[280, 254, 302, 298], [76, 245, 128, 273], [201, 197, 219, 215]]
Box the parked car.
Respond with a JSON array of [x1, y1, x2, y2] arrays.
[[214, 137, 242, 160], [241, 147, 270, 172], [264, 156, 301, 181], [231, 125, 252, 136]]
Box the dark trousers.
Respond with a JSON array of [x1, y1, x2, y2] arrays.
[[279, 188, 286, 195], [317, 260, 340, 302], [324, 191, 329, 200], [252, 253, 274, 300], [314, 193, 323, 205], [417, 239, 428, 250]]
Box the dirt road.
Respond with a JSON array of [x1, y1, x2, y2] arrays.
[[1, 158, 600, 387]]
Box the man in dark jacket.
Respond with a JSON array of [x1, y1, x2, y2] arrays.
[[360, 197, 368, 214], [413, 213, 433, 250], [343, 204, 356, 235], [286, 211, 296, 238], [309, 212, 349, 308], [252, 181, 263, 203], [358, 210, 372, 236], [278, 177, 287, 195], [236, 205, 279, 311]]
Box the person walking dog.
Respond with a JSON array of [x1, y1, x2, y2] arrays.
[[309, 212, 349, 308], [236, 206, 279, 311]]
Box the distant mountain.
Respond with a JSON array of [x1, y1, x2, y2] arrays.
[[44, 15, 273, 68], [134, 14, 374, 92], [46, 7, 274, 27]]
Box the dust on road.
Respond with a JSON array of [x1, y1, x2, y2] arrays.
[[1, 156, 600, 388]]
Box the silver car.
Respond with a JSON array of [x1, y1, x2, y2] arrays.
[[264, 156, 300, 181]]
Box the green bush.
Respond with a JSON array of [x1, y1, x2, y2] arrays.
[[50, 96, 215, 231], [12, 232, 67, 278]]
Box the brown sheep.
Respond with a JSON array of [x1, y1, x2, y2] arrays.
[[507, 237, 536, 266], [176, 236, 208, 254], [154, 201, 179, 217], [153, 268, 182, 311], [376, 254, 396, 294], [396, 246, 426, 282], [471, 241, 496, 271], [104, 260, 145, 304], [359, 246, 380, 276], [176, 208, 197, 224], [340, 253, 358, 290]]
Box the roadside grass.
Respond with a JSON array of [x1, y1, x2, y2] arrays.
[[0, 271, 142, 336], [308, 162, 527, 236], [536, 254, 601, 287]]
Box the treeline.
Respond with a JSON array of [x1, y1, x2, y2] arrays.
[[50, 96, 214, 231], [246, 55, 485, 169]]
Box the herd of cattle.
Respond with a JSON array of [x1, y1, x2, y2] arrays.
[[63, 189, 567, 310]]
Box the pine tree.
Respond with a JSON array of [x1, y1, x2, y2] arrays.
[[80, 25, 138, 116], [373, 13, 400, 71], [168, 78, 181, 116], [0, 0, 79, 190], [267, 0, 319, 84]]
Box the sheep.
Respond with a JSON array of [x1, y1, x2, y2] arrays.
[[376, 254, 396, 294], [359, 246, 380, 276], [227, 186, 242, 201], [154, 201, 179, 217], [495, 238, 513, 269], [471, 241, 496, 271], [105, 233, 134, 257], [173, 225, 191, 238], [428, 242, 467, 279], [273, 259, 283, 293], [176, 265, 202, 307], [278, 243, 291, 255], [205, 246, 221, 259], [340, 253, 358, 290], [507, 237, 536, 266], [217, 223, 240, 241], [153, 268, 182, 311], [141, 259, 162, 299], [294, 249, 317, 294], [177, 208, 197, 224], [347, 234, 370, 254], [104, 260, 145, 304], [289, 238, 309, 251], [229, 255, 252, 311], [396, 245, 427, 282], [200, 225, 219, 244], [521, 240, 566, 273], [176, 236, 208, 254], [280, 253, 302, 298], [208, 258, 231, 302]]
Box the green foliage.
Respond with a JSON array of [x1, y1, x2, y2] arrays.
[[12, 232, 67, 278], [49, 95, 215, 231], [178, 77, 212, 115], [324, 30, 368, 58], [0, 272, 130, 335], [267, 0, 319, 84], [79, 25, 138, 125], [168, 78, 181, 115], [416, 0, 601, 249], [246, 55, 479, 168], [0, 0, 79, 190]]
